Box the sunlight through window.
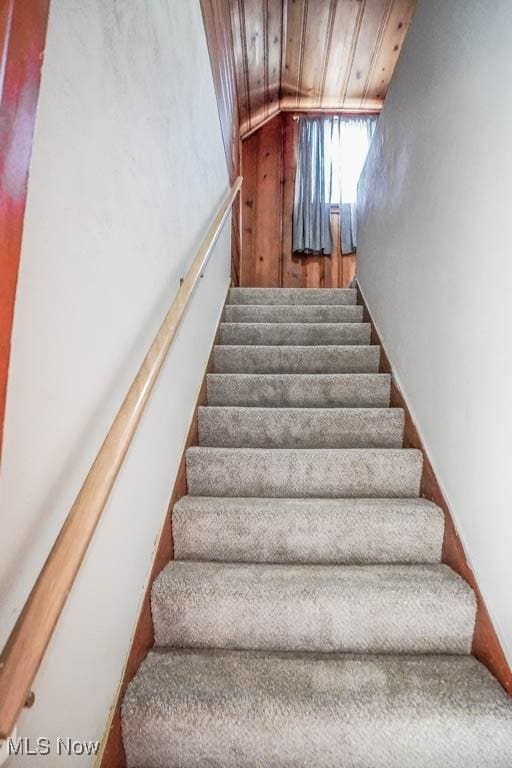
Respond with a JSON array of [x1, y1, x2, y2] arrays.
[[324, 118, 377, 205]]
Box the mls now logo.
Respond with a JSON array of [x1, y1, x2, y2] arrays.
[[7, 737, 100, 757]]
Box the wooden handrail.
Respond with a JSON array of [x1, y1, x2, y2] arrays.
[[0, 176, 242, 739]]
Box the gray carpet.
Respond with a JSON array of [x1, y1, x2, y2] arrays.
[[123, 650, 512, 768], [186, 447, 423, 497], [198, 406, 404, 448], [172, 497, 444, 564], [218, 321, 371, 345], [224, 303, 364, 323], [213, 344, 380, 373], [152, 562, 475, 653], [228, 287, 358, 305], [207, 373, 392, 407], [122, 287, 512, 766]]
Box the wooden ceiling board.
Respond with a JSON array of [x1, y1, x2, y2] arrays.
[[231, 0, 283, 136], [362, 0, 416, 103], [201, 0, 240, 179], [231, 0, 251, 134], [319, 0, 367, 110], [281, 0, 306, 107], [245, 0, 267, 128], [335, 0, 393, 110], [207, 0, 415, 138], [266, 0, 283, 115], [296, 0, 335, 110]]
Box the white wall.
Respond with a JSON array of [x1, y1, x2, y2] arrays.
[[0, 1, 230, 764], [358, 0, 512, 666]]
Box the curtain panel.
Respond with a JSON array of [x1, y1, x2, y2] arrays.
[[292, 116, 377, 256], [292, 118, 332, 255]]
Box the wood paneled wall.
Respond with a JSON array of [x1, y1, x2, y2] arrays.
[[200, 2, 416, 284], [240, 113, 356, 288], [240, 113, 283, 286], [200, 0, 242, 283]]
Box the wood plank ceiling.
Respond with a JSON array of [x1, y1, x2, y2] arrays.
[[230, 0, 416, 137]]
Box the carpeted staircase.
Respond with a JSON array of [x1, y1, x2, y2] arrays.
[[122, 287, 512, 767]]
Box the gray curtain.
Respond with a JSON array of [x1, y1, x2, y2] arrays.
[[339, 117, 377, 254], [292, 118, 332, 255], [340, 203, 356, 254]]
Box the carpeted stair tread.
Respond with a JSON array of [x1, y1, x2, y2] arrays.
[[213, 344, 380, 373], [206, 372, 391, 407], [122, 649, 512, 768], [186, 447, 422, 498], [172, 496, 445, 564], [198, 406, 404, 448], [224, 303, 364, 323], [151, 561, 475, 654], [218, 322, 371, 346], [228, 287, 357, 305]]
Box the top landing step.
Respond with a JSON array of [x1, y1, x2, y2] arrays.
[[228, 288, 357, 306]]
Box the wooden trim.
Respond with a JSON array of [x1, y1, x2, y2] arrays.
[[240, 106, 281, 139], [357, 281, 512, 695], [0, 178, 242, 740], [241, 108, 382, 141], [284, 108, 381, 116], [0, 0, 51, 462], [98, 290, 228, 768]]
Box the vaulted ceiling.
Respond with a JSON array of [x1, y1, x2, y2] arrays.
[[230, 0, 416, 137]]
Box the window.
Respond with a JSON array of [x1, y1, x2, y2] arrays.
[[292, 115, 377, 255], [324, 117, 377, 205]]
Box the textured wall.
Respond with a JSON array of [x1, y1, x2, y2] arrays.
[[0, 0, 229, 763], [358, 0, 512, 666]]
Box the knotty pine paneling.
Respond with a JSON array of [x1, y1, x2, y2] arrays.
[[241, 114, 283, 286], [200, 0, 242, 283], [231, 0, 284, 137], [281, 0, 415, 114], [202, 0, 416, 281], [241, 113, 356, 288], [230, 0, 415, 134]]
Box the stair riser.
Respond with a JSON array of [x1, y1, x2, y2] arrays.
[[218, 323, 371, 346], [198, 407, 404, 448], [206, 373, 391, 407], [228, 287, 357, 305], [224, 304, 364, 323], [173, 501, 444, 564], [213, 345, 380, 374], [152, 563, 475, 654], [186, 448, 423, 498]]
